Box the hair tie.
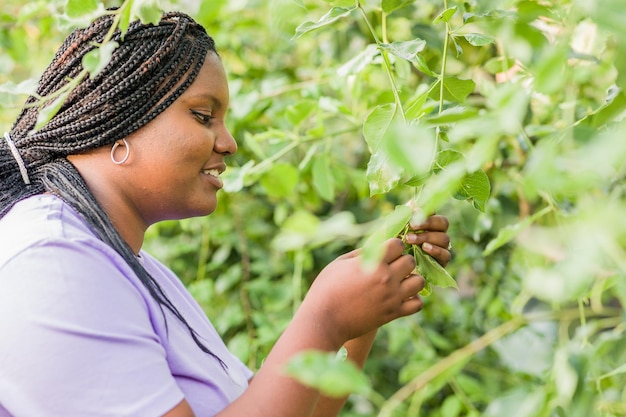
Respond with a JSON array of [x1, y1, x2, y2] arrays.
[[3, 132, 31, 185]]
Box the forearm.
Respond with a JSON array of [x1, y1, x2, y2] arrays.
[[217, 304, 344, 417], [312, 329, 379, 417]]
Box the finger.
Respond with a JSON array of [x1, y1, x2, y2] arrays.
[[382, 238, 407, 264], [400, 273, 425, 298], [337, 248, 360, 260], [421, 241, 452, 267], [405, 231, 450, 249], [409, 214, 449, 232], [388, 254, 416, 281], [398, 295, 424, 316]]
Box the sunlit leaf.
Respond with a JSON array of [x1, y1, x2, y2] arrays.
[[363, 103, 397, 152], [413, 245, 457, 291], [284, 350, 371, 398], [118, 0, 133, 37], [260, 162, 299, 198], [360, 205, 412, 270], [424, 106, 479, 125], [460, 33, 495, 46], [484, 57, 517, 74], [82, 41, 118, 79], [35, 89, 70, 130], [337, 44, 379, 76], [434, 149, 464, 172], [312, 155, 335, 202], [65, 0, 98, 18], [429, 77, 476, 104], [483, 206, 552, 256], [434, 6, 457, 24], [381, 0, 414, 14], [293, 6, 354, 39], [455, 170, 491, 211], [379, 39, 427, 62], [134, 0, 162, 26]]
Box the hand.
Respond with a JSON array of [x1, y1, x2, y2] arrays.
[[301, 238, 424, 346], [404, 214, 451, 267]]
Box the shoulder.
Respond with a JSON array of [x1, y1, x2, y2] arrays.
[[0, 194, 154, 321], [0, 194, 103, 265]]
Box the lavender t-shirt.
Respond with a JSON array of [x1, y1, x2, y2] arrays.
[[0, 195, 252, 417]]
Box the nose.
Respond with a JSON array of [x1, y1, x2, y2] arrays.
[[215, 124, 238, 156]]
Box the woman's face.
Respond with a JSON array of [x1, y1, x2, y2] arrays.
[[120, 51, 237, 224]]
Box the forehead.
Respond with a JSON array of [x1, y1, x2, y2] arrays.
[[182, 52, 229, 108]]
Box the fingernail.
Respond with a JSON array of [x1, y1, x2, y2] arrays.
[[422, 242, 433, 251]]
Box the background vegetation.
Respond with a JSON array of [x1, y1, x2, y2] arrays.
[[2, 0, 625, 416]]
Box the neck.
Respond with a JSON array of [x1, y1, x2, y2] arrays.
[[68, 152, 147, 255]]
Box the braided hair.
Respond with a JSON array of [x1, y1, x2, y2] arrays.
[[0, 11, 226, 365]]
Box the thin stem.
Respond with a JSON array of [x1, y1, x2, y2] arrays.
[[439, 0, 450, 115], [377, 316, 526, 417], [376, 307, 622, 417], [357, 4, 405, 120], [382, 11, 389, 44], [248, 127, 359, 175]]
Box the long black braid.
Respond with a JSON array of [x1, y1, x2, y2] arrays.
[[0, 11, 226, 366]]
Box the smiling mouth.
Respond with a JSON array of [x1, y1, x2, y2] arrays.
[[201, 169, 220, 177]]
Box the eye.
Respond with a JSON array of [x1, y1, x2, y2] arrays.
[[190, 109, 215, 126]]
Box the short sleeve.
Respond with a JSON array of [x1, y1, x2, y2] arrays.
[[0, 239, 184, 417]]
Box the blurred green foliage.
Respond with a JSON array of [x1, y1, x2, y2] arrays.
[[2, 0, 625, 416]]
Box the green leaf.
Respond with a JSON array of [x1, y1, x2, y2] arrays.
[[284, 350, 371, 398], [363, 103, 397, 152], [293, 7, 354, 39], [35, 89, 71, 131], [337, 44, 379, 76], [0, 79, 38, 96], [282, 210, 320, 235], [65, 0, 98, 18], [285, 100, 316, 126], [260, 162, 299, 198], [82, 41, 118, 79], [413, 245, 457, 291], [424, 106, 479, 125], [312, 155, 335, 202], [118, 0, 134, 37], [134, 0, 162, 26], [433, 6, 457, 24], [460, 33, 495, 46], [381, 0, 414, 14], [429, 77, 476, 104], [455, 170, 491, 211], [434, 149, 464, 173], [360, 205, 412, 270], [415, 163, 466, 215], [484, 57, 516, 74], [363, 108, 435, 195], [532, 46, 568, 94], [380, 39, 427, 62], [482, 206, 552, 256], [451, 35, 463, 57], [366, 150, 404, 195], [222, 160, 255, 193]]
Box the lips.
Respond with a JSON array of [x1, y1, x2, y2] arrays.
[[200, 162, 226, 178], [200, 163, 226, 188], [201, 168, 220, 177]]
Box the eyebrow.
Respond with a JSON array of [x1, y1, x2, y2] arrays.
[[184, 93, 223, 111]]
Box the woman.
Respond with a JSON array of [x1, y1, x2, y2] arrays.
[[0, 11, 451, 417]]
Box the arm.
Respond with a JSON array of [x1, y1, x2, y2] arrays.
[[166, 215, 451, 417], [310, 214, 452, 417]]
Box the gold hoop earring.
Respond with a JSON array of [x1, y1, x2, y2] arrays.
[[111, 139, 130, 165]]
